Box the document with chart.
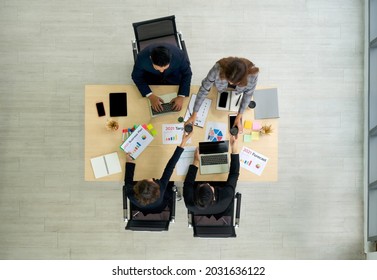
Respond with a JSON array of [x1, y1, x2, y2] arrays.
[[120, 125, 154, 159], [184, 94, 211, 128], [239, 146, 269, 176], [162, 123, 191, 145]]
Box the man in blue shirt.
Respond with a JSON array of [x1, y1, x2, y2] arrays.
[[131, 43, 192, 112]]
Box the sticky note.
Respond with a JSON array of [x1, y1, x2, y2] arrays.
[[147, 123, 154, 130], [252, 121, 262, 131], [244, 120, 252, 129], [252, 131, 260, 140], [142, 124, 147, 129], [150, 129, 158, 136], [243, 134, 252, 142]]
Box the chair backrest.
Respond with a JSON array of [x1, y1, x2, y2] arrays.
[[132, 15, 180, 52], [123, 181, 176, 231], [188, 191, 242, 238]]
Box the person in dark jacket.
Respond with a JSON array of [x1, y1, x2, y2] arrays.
[[131, 43, 192, 112], [183, 135, 239, 217], [124, 131, 192, 213]]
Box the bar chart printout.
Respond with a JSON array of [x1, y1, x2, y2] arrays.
[[239, 146, 269, 176]]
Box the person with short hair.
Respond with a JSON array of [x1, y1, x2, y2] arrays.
[[124, 131, 192, 213], [183, 135, 240, 216], [185, 57, 259, 133], [131, 43, 192, 112]]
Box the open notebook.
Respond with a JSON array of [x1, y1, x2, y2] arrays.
[[90, 152, 122, 179]]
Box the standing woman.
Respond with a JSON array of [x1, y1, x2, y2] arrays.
[[185, 57, 259, 132]]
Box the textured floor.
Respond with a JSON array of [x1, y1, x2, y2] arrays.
[[0, 0, 365, 259]]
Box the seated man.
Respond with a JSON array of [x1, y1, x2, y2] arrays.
[[131, 43, 192, 112], [183, 135, 239, 217]]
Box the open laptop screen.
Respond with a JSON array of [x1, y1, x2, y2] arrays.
[[199, 141, 229, 154]]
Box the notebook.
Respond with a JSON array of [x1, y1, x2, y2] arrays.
[[109, 92, 127, 117], [216, 91, 243, 112], [120, 125, 154, 159], [90, 152, 122, 179], [253, 88, 279, 119], [199, 141, 229, 174], [148, 92, 177, 117]]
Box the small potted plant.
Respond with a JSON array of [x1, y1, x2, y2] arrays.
[[260, 124, 273, 135], [106, 119, 119, 131]]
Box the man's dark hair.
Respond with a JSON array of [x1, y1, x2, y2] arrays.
[[150, 46, 172, 67], [194, 183, 214, 209]]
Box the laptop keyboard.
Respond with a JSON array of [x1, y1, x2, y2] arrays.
[[201, 154, 228, 166], [151, 103, 176, 116]]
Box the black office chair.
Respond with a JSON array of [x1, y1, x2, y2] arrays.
[[131, 15, 189, 63], [187, 182, 242, 238], [123, 181, 177, 231]]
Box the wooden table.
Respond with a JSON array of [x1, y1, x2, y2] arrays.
[[85, 85, 278, 182]]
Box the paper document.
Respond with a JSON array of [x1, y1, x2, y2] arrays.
[[162, 123, 192, 144], [239, 146, 269, 176], [90, 152, 122, 179], [176, 146, 196, 175], [204, 122, 227, 142], [184, 94, 211, 128], [120, 125, 154, 159]]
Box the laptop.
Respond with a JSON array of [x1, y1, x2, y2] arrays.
[[148, 92, 178, 117], [199, 141, 229, 174]]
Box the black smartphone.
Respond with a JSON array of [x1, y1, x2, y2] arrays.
[[229, 114, 241, 135], [229, 114, 237, 128], [219, 91, 228, 108], [96, 102, 105, 117]]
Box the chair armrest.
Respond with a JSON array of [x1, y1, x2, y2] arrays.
[[131, 40, 138, 62], [178, 31, 190, 64], [187, 211, 192, 228], [170, 186, 177, 223], [235, 192, 242, 228], [122, 185, 128, 222]]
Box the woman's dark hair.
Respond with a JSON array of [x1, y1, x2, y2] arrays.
[[218, 57, 259, 86], [194, 183, 214, 209], [150, 46, 172, 67], [133, 180, 160, 206]]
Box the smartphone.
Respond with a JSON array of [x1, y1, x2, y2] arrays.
[[218, 91, 228, 108], [229, 114, 241, 135], [229, 114, 237, 128], [96, 102, 105, 117]]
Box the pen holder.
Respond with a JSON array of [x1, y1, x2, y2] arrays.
[[106, 119, 119, 131]]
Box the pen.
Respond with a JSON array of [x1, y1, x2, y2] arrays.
[[235, 94, 241, 107], [122, 129, 126, 141]]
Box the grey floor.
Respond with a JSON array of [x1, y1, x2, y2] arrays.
[[0, 0, 365, 259]]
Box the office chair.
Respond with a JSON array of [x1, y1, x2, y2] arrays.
[[187, 182, 242, 238], [122, 181, 177, 231], [131, 15, 189, 63]]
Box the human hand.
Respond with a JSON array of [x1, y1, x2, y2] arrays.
[[148, 94, 164, 112], [179, 130, 193, 147], [230, 134, 239, 154], [234, 113, 243, 134], [193, 147, 200, 166], [170, 96, 184, 111], [185, 112, 197, 127], [125, 153, 134, 162]]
